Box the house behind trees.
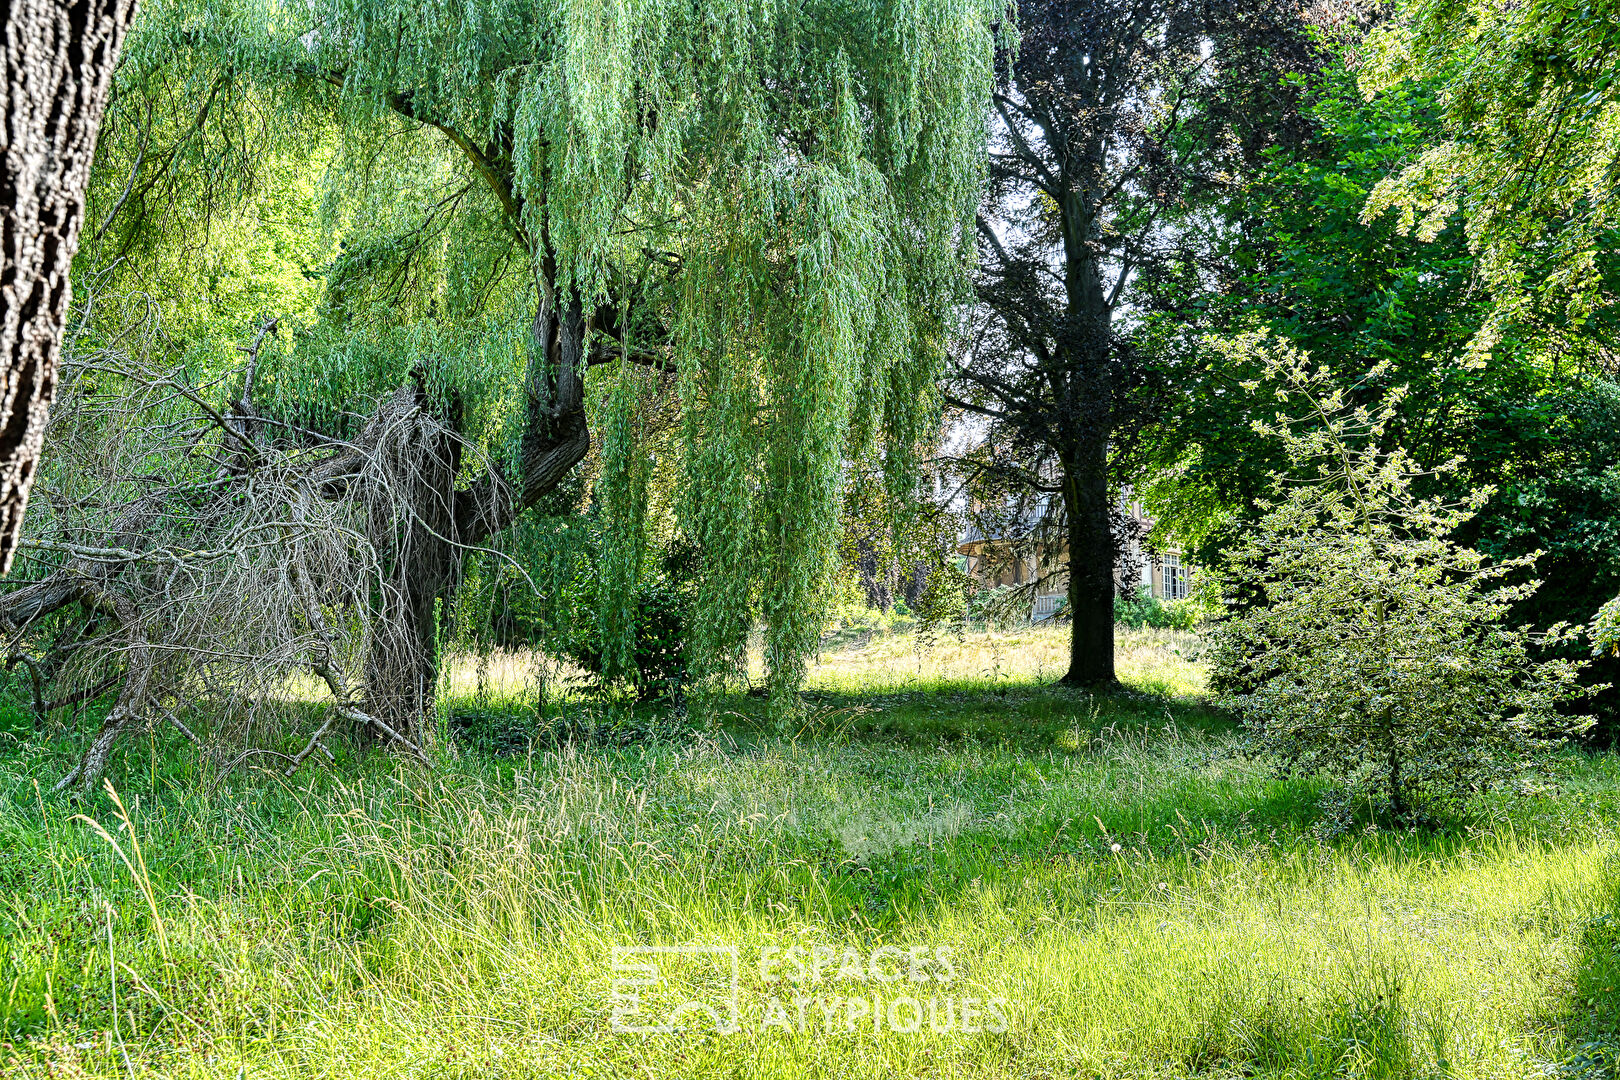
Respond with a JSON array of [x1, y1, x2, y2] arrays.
[[958, 494, 1192, 621]]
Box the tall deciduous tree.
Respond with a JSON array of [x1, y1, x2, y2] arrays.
[[57, 0, 998, 734], [0, 0, 136, 572], [1139, 52, 1620, 734], [1362, 0, 1620, 357], [949, 0, 1313, 686], [1359, 0, 1620, 658]]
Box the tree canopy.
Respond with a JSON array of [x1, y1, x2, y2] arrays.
[[86, 0, 1002, 696], [1360, 0, 1620, 358]]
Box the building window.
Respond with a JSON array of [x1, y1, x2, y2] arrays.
[[1162, 553, 1189, 601]]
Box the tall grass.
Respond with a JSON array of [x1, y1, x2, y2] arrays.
[[0, 629, 1616, 1078], [805, 624, 1205, 698]]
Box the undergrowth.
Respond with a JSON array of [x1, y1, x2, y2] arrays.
[[0, 625, 1615, 1078]]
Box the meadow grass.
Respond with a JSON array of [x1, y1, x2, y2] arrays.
[[0, 624, 1617, 1078]]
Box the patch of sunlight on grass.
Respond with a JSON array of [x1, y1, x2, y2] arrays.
[[435, 647, 595, 707], [3, 628, 1616, 1080], [804, 622, 1205, 697]]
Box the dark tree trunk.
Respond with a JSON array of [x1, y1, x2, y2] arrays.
[[855, 534, 892, 611], [901, 561, 926, 611], [361, 397, 463, 745], [1056, 178, 1119, 689], [361, 286, 592, 737], [512, 289, 591, 521], [1060, 442, 1116, 688], [0, 0, 137, 572]]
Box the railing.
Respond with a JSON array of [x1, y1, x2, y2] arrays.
[[1031, 594, 1065, 622]]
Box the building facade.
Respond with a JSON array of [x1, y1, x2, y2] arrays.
[[957, 496, 1192, 622]]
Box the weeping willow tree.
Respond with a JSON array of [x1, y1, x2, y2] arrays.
[[46, 0, 1000, 741]]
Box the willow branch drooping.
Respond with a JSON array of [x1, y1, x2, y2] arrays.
[[116, 0, 1000, 695]]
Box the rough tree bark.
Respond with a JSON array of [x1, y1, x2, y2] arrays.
[[362, 287, 592, 742], [0, 0, 137, 572], [1060, 437, 1115, 687]]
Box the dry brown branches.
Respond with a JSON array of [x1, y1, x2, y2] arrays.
[[3, 292, 499, 795]]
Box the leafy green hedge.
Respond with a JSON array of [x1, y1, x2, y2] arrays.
[[1114, 587, 1201, 631]]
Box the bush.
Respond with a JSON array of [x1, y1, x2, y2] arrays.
[[1207, 336, 1593, 822], [465, 518, 693, 702], [552, 561, 692, 702], [1114, 587, 1199, 630]]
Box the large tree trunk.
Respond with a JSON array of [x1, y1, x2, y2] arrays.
[[361, 394, 463, 745], [0, 0, 137, 572], [361, 287, 592, 736], [1060, 442, 1116, 688], [1057, 179, 1118, 689]]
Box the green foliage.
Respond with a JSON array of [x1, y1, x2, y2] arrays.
[[1465, 379, 1620, 736], [1114, 587, 1199, 632], [1599, 597, 1620, 660], [0, 705, 32, 739], [455, 510, 693, 702], [834, 456, 967, 640], [912, 561, 970, 634], [1356, 4, 1620, 724], [1208, 335, 1593, 821], [1142, 61, 1620, 730], [85, 0, 1001, 703], [1141, 64, 1492, 547], [1362, 0, 1620, 357], [562, 572, 692, 703], [595, 365, 656, 680]]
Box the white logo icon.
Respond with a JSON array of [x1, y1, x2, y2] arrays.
[[611, 945, 741, 1034]]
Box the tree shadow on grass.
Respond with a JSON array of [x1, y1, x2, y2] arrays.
[[1547, 873, 1620, 1078], [1179, 976, 1440, 1079], [721, 680, 1231, 750]]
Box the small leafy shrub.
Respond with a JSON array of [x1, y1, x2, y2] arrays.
[[1114, 586, 1199, 630], [560, 574, 690, 701], [465, 518, 694, 703], [1208, 335, 1593, 821], [1597, 595, 1620, 660]]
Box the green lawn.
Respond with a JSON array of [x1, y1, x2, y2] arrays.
[[2, 627, 1618, 1078]]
